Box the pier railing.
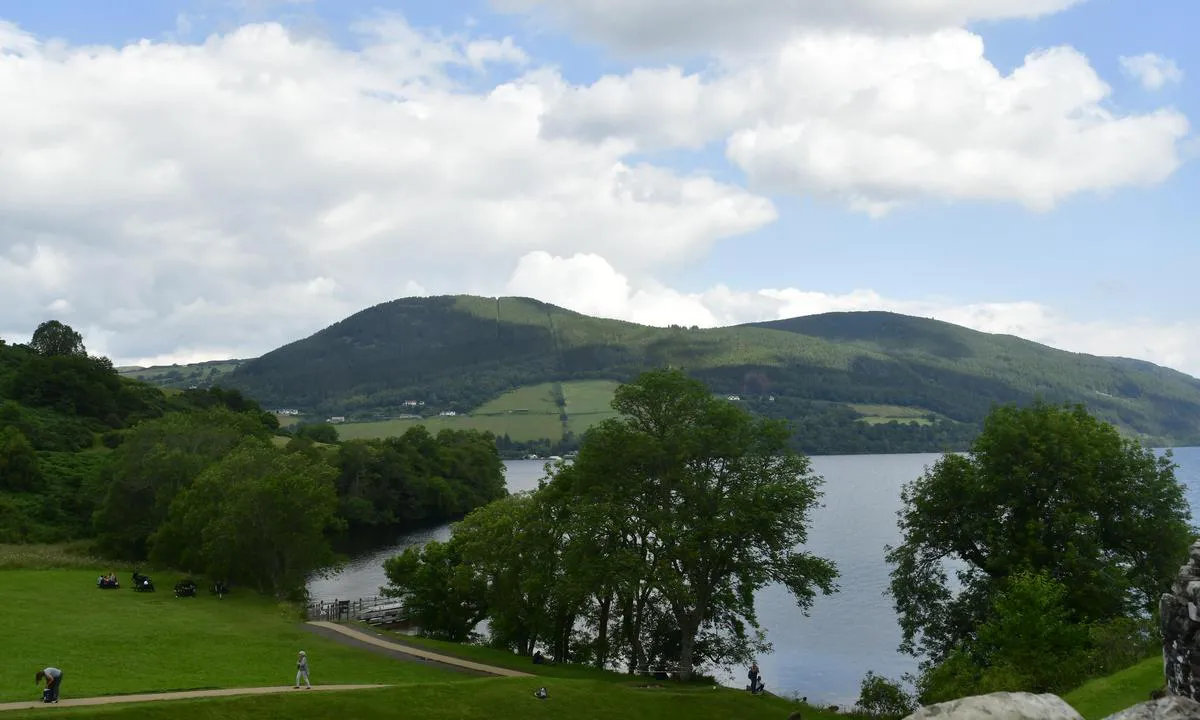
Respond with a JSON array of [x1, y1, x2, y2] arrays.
[[305, 594, 405, 625]]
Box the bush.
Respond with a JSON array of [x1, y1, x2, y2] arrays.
[[856, 671, 917, 718]]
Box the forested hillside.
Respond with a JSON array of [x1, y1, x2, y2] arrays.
[[0, 322, 505, 588], [121, 295, 1200, 452]]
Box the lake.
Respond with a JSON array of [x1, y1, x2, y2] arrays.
[[308, 447, 1200, 706]]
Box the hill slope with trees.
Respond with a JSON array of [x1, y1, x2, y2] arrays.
[[1, 321, 506, 593], [122, 295, 1200, 452]]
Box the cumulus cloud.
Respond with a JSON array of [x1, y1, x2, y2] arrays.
[[1120, 53, 1184, 91], [0, 17, 773, 363], [544, 30, 1189, 214], [505, 253, 1200, 376], [489, 0, 1087, 54]]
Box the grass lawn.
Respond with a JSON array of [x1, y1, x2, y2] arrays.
[[0, 569, 463, 703], [1063, 656, 1163, 719], [0, 678, 849, 720]]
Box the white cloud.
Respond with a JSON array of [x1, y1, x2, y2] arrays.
[[489, 0, 1087, 54], [544, 30, 1190, 214], [0, 18, 773, 363], [505, 252, 1200, 377], [1120, 53, 1184, 91]]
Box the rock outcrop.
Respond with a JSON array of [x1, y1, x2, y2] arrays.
[[1100, 695, 1200, 719], [1160, 540, 1200, 700], [900, 691, 1084, 719]]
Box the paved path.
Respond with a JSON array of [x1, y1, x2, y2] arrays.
[[0, 684, 388, 713], [305, 621, 533, 678]]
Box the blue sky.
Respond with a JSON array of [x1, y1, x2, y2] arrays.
[[0, 0, 1195, 370]]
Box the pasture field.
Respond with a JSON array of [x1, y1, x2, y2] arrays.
[[848, 403, 937, 426], [561, 380, 621, 414], [336, 380, 624, 442], [475, 383, 562, 415], [0, 568, 460, 703], [336, 414, 564, 443]]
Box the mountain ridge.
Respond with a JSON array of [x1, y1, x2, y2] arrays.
[[118, 295, 1200, 450]]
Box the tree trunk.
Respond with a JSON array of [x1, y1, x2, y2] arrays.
[[595, 591, 612, 668], [677, 614, 701, 682]]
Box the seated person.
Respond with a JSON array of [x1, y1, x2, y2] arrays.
[[532, 650, 544, 665]]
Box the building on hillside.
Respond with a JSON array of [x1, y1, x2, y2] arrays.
[[327, 416, 346, 423], [439, 411, 457, 417]]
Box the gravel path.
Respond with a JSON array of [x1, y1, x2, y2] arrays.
[[0, 684, 388, 713], [304, 621, 533, 678]]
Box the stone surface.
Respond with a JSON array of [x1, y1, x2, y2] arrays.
[[1101, 696, 1200, 720], [901, 692, 1083, 719], [1162, 546, 1200, 700]]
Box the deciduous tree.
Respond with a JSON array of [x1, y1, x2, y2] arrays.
[[887, 401, 1193, 667], [28, 320, 86, 357]]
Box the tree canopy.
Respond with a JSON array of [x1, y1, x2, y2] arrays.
[[384, 368, 837, 679], [886, 401, 1193, 700], [29, 320, 86, 357]]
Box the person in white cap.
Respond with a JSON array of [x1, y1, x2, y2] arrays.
[[294, 651, 312, 689]]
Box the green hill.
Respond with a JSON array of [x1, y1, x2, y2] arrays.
[[118, 295, 1200, 453]]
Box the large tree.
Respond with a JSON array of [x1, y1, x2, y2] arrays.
[[887, 401, 1194, 666], [28, 320, 86, 357], [549, 368, 838, 679]]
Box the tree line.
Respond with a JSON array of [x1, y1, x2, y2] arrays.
[[0, 321, 506, 596], [381, 368, 1194, 714]]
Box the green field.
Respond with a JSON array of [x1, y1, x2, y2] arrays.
[[0, 567, 460, 703], [337, 381, 621, 443], [849, 404, 937, 426], [117, 360, 245, 390]]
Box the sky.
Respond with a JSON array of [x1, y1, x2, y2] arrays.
[[0, 0, 1197, 375]]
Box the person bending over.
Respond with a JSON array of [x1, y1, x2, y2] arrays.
[[36, 667, 63, 703]]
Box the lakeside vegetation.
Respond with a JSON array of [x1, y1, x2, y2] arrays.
[[117, 295, 1200, 456], [4, 319, 1191, 718]]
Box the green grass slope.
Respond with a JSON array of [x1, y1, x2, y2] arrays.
[[0, 569, 460, 703], [1062, 656, 1164, 720], [127, 295, 1200, 447], [0, 561, 843, 720]]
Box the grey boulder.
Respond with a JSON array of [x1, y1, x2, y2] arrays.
[[902, 691, 1084, 719]]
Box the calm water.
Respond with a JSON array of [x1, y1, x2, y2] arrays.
[[308, 447, 1200, 706]]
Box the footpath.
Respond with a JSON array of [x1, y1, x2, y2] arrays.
[[0, 684, 387, 713], [304, 621, 533, 678]]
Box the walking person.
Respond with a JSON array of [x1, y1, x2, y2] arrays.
[[294, 651, 312, 689], [36, 667, 63, 703], [748, 661, 763, 694]]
